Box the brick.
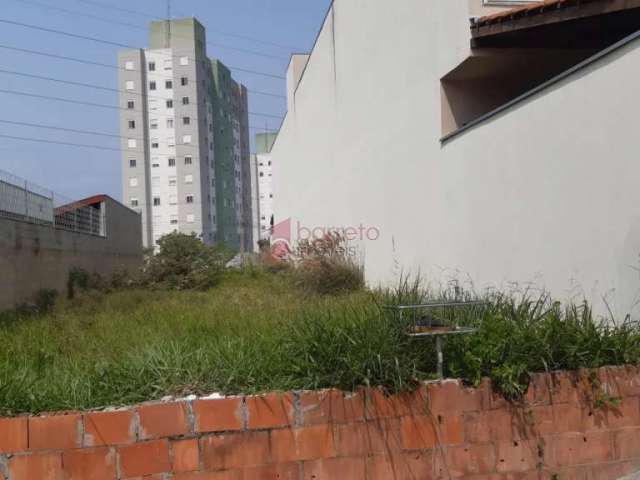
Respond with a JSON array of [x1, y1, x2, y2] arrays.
[[336, 420, 397, 457], [246, 393, 294, 430], [427, 380, 484, 415], [0, 417, 28, 453], [366, 451, 433, 480], [84, 410, 135, 446], [202, 431, 270, 470], [118, 439, 171, 478], [172, 438, 199, 472], [614, 427, 640, 460], [28, 413, 82, 450], [174, 471, 242, 480], [551, 431, 614, 467], [400, 414, 463, 450], [62, 447, 116, 480], [552, 403, 583, 433], [298, 389, 365, 425], [8, 452, 64, 480], [434, 444, 496, 478], [193, 398, 243, 433], [584, 397, 640, 431], [304, 457, 365, 478], [271, 425, 336, 463], [496, 440, 539, 473], [242, 463, 300, 480], [139, 402, 190, 439], [364, 387, 426, 420]]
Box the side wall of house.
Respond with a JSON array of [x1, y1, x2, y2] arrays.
[[0, 205, 142, 310], [272, 0, 640, 318]]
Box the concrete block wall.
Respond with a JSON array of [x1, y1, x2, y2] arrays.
[[1, 366, 640, 479]]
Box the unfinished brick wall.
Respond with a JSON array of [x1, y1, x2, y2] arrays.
[[1, 365, 640, 479]]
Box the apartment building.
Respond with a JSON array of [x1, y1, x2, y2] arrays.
[[255, 132, 277, 240], [118, 17, 252, 251], [272, 0, 640, 318]]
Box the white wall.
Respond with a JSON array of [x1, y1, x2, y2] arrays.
[[272, 0, 640, 318]]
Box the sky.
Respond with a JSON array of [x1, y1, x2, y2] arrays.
[[0, 0, 330, 200]]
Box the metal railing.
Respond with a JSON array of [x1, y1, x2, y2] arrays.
[[0, 168, 105, 237]]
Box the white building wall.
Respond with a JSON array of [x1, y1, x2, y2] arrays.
[[272, 0, 640, 318]]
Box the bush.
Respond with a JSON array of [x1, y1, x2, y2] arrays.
[[293, 233, 365, 295], [34, 289, 58, 314], [141, 232, 232, 290]]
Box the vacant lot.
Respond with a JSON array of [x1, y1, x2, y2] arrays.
[[1, 271, 639, 415]]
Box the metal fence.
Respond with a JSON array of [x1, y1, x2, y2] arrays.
[[0, 168, 105, 237]]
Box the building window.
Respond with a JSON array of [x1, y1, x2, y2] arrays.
[[125, 61, 134, 70], [181, 77, 188, 86], [125, 80, 135, 90], [152, 176, 160, 187], [182, 96, 189, 105], [130, 198, 138, 207], [186, 214, 195, 223], [128, 120, 136, 129], [148, 61, 155, 71], [165, 80, 173, 89], [129, 177, 138, 187], [168, 137, 175, 147], [184, 156, 192, 165], [166, 118, 174, 128], [128, 139, 137, 148], [164, 59, 172, 70], [153, 197, 161, 206], [170, 215, 178, 225], [127, 100, 135, 109], [186, 195, 194, 204], [129, 159, 136, 168], [151, 141, 159, 149], [180, 56, 189, 66], [150, 119, 158, 129], [169, 176, 177, 186], [166, 99, 173, 109], [168, 158, 176, 167], [259, 172, 264, 177], [185, 174, 193, 184], [152, 161, 160, 168], [149, 81, 156, 90], [183, 117, 190, 125], [183, 135, 192, 144], [169, 195, 177, 205]]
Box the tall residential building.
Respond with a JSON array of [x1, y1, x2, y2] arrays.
[[117, 17, 252, 251], [255, 132, 277, 240]]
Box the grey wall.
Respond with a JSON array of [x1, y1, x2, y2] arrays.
[[0, 199, 142, 310]]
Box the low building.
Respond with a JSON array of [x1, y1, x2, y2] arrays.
[[0, 171, 143, 310], [272, 0, 640, 317]]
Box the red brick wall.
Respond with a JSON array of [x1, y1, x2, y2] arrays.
[[1, 365, 640, 479]]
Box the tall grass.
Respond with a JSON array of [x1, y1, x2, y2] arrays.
[[0, 272, 638, 415]]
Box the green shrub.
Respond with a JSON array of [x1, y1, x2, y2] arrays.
[[293, 233, 364, 295], [34, 289, 58, 314], [141, 232, 232, 291]]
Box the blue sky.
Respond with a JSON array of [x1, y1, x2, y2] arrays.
[[0, 0, 330, 200]]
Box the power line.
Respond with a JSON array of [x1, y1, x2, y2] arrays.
[[0, 19, 287, 80], [9, 0, 290, 62], [0, 67, 286, 100], [0, 43, 286, 81], [0, 119, 276, 145], [0, 133, 122, 152], [68, 0, 301, 51], [0, 88, 284, 121]]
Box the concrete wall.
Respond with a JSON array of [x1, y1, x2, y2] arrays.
[[0, 198, 142, 310], [1, 366, 639, 479], [272, 0, 640, 318]]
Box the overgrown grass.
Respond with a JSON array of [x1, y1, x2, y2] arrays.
[[0, 271, 639, 415]]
